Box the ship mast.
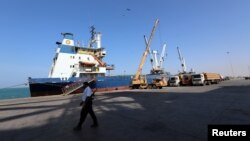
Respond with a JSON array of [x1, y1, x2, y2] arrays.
[[89, 26, 96, 48]]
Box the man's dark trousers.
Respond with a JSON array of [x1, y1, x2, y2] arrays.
[[77, 98, 98, 127]]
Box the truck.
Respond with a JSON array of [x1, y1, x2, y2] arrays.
[[192, 73, 221, 86], [168, 75, 181, 86], [168, 73, 193, 87], [179, 73, 193, 86], [146, 74, 168, 89], [152, 77, 168, 88]]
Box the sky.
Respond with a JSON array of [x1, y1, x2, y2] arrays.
[[0, 0, 250, 88]]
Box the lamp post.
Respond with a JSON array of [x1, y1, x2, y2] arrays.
[[226, 51, 235, 77]]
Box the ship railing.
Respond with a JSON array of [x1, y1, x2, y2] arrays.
[[62, 82, 83, 96]]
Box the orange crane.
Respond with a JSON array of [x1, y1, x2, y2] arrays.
[[131, 19, 159, 89]]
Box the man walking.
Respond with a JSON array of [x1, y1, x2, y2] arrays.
[[74, 82, 98, 131]]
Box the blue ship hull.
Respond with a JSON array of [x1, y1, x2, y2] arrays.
[[28, 76, 133, 97]]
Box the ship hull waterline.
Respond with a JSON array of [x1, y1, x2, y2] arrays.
[[29, 82, 131, 97]]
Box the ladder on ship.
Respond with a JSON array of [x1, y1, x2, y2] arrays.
[[91, 55, 105, 67], [61, 78, 94, 96]]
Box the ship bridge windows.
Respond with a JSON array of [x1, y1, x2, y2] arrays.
[[60, 45, 76, 54], [76, 47, 104, 55]]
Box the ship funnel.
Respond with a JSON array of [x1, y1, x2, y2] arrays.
[[61, 33, 74, 46], [95, 32, 101, 48]]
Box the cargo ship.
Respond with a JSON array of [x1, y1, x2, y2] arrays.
[[28, 27, 132, 97]]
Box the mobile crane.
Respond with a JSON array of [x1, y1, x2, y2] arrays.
[[131, 19, 159, 89]]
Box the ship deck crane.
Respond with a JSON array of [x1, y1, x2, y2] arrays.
[[177, 46, 187, 73], [176, 46, 195, 86], [151, 43, 168, 88], [150, 43, 167, 74], [143, 36, 168, 89], [159, 43, 167, 70], [131, 19, 159, 89], [144, 33, 167, 74]]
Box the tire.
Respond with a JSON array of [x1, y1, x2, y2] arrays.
[[208, 81, 211, 85], [139, 84, 148, 89], [202, 81, 206, 86], [177, 83, 180, 87], [152, 85, 157, 89], [148, 85, 152, 89]]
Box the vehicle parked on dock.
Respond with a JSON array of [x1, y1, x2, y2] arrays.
[[168, 75, 181, 86], [192, 73, 221, 86], [179, 73, 193, 86]]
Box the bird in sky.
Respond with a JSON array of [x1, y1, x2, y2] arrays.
[[126, 8, 131, 11], [122, 8, 131, 16]]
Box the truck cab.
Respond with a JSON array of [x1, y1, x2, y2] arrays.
[[179, 74, 193, 86], [191, 73, 205, 86], [168, 76, 181, 86]]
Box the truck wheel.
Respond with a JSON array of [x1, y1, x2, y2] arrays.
[[208, 81, 211, 85], [177, 83, 180, 87], [139, 84, 148, 89], [202, 81, 206, 86], [132, 85, 139, 89], [180, 82, 183, 86]]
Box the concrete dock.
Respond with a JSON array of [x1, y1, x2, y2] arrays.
[[0, 79, 250, 141]]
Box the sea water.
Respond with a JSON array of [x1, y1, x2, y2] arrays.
[[0, 87, 30, 100]]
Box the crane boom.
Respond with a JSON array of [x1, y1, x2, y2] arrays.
[[144, 36, 154, 69], [152, 50, 159, 69], [159, 43, 167, 69], [177, 46, 187, 73], [133, 19, 159, 80]]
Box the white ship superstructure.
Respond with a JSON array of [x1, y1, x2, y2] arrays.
[[48, 28, 111, 80], [28, 26, 132, 97]]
